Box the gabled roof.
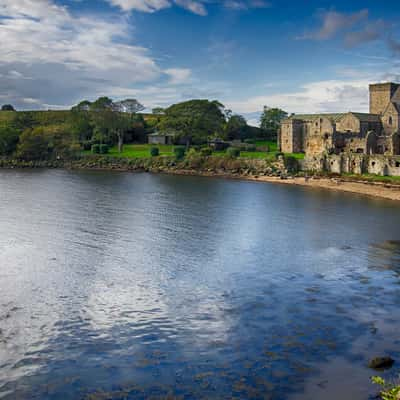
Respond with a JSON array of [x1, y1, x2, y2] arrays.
[[349, 112, 381, 122], [288, 113, 345, 122], [381, 101, 400, 116]]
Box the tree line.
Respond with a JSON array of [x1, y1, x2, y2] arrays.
[[0, 98, 287, 161]]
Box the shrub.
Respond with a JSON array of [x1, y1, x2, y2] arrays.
[[275, 151, 284, 159], [244, 139, 255, 144], [200, 147, 213, 156], [174, 146, 186, 160], [82, 140, 92, 151], [227, 147, 240, 158], [91, 144, 100, 154], [246, 144, 256, 152], [371, 376, 400, 400], [99, 144, 109, 154], [150, 147, 159, 157], [16, 127, 50, 161]]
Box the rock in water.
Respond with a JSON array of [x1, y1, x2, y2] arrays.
[[368, 356, 395, 370]]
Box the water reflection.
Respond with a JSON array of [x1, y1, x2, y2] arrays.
[[0, 170, 400, 399]]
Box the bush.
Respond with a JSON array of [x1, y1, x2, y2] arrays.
[[174, 146, 186, 160], [82, 140, 92, 151], [246, 144, 256, 152], [244, 139, 255, 144], [275, 151, 284, 159], [16, 127, 51, 160], [150, 147, 159, 157], [227, 147, 240, 158], [91, 144, 100, 154], [200, 147, 213, 156], [99, 144, 109, 154]]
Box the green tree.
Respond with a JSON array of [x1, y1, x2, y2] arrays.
[[1, 104, 15, 111], [17, 127, 50, 160], [152, 107, 165, 115], [0, 127, 19, 155], [157, 99, 226, 144], [87, 97, 144, 152], [260, 107, 288, 140], [224, 114, 248, 141]]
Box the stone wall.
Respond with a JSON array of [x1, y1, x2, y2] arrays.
[[304, 153, 400, 176]]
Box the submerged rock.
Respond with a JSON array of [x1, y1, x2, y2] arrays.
[[368, 356, 395, 370]]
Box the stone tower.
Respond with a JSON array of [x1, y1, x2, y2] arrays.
[[369, 82, 400, 115]]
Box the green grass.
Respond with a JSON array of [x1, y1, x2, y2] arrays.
[[82, 142, 304, 161], [255, 140, 278, 152], [343, 173, 400, 184], [84, 144, 174, 158]]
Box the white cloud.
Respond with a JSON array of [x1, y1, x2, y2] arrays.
[[299, 9, 369, 41], [107, 0, 170, 13], [226, 79, 373, 115], [0, 0, 194, 109], [107, 0, 206, 15], [174, 0, 206, 15], [165, 68, 192, 84]]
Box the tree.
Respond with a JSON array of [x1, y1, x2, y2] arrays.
[[260, 107, 288, 140], [88, 97, 144, 152], [157, 99, 226, 144], [1, 104, 15, 111], [224, 114, 248, 141], [17, 127, 50, 160], [152, 107, 165, 115], [0, 127, 19, 155]]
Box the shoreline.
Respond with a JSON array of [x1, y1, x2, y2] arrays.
[[160, 169, 400, 202], [1, 160, 400, 202]]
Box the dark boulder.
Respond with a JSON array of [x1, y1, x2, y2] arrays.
[[368, 356, 395, 370]]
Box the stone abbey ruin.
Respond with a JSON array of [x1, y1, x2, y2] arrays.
[[279, 82, 400, 176]]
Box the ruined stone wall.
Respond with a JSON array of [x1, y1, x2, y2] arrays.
[[336, 113, 360, 133], [280, 120, 303, 153], [303, 153, 400, 176], [382, 102, 399, 135], [304, 117, 334, 156]]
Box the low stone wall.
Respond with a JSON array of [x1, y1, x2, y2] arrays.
[[304, 154, 400, 176]]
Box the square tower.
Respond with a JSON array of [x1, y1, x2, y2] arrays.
[[369, 82, 400, 115]]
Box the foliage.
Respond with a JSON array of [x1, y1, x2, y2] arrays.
[[227, 147, 240, 158], [91, 144, 100, 154], [99, 144, 109, 154], [0, 126, 19, 155], [16, 125, 76, 161], [152, 107, 165, 115], [371, 376, 400, 400], [223, 114, 247, 140], [1, 104, 15, 111], [17, 128, 50, 160], [260, 107, 288, 140], [150, 147, 159, 157], [157, 99, 226, 143], [200, 147, 213, 156], [173, 146, 186, 160]]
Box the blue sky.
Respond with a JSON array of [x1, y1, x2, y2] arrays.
[[0, 0, 399, 124]]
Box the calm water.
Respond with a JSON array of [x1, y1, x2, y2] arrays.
[[0, 170, 400, 400]]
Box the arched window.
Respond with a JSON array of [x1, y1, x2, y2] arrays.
[[389, 116, 393, 125]]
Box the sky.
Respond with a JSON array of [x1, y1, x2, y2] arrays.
[[0, 0, 400, 125]]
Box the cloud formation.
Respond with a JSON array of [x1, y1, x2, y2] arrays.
[[0, 0, 193, 109], [107, 0, 271, 15], [300, 9, 368, 41]]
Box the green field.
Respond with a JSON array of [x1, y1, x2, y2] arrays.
[[106, 144, 174, 158], [83, 142, 304, 161]]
